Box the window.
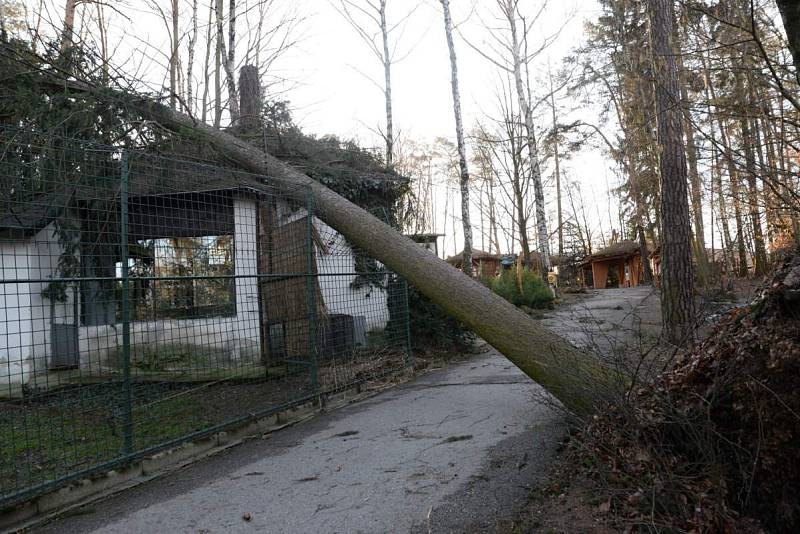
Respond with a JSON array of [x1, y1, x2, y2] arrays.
[[117, 235, 236, 321]]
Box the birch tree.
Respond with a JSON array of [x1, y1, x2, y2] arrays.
[[463, 0, 554, 270], [439, 0, 473, 276], [499, 0, 551, 271], [186, 0, 198, 114], [170, 0, 179, 109]]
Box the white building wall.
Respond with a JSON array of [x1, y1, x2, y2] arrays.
[[0, 239, 34, 389], [0, 198, 262, 388], [273, 204, 390, 331], [313, 218, 389, 332]]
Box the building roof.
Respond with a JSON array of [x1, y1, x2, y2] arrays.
[[445, 248, 502, 264], [584, 240, 642, 263], [408, 233, 444, 242]]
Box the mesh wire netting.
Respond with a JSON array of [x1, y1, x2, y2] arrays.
[[0, 127, 411, 505]]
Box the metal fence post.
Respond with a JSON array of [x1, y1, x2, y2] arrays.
[[119, 151, 134, 454], [305, 193, 320, 399], [402, 279, 414, 369]]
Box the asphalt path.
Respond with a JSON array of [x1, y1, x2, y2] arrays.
[[38, 349, 564, 533]]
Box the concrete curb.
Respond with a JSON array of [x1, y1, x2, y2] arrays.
[[0, 375, 408, 533]]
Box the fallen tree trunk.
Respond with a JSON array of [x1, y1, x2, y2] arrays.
[[14, 53, 613, 413], [128, 99, 615, 414]]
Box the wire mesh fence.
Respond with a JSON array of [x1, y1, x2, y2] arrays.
[[0, 127, 411, 506]]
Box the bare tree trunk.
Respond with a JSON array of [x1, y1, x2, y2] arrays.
[[488, 174, 500, 254], [186, 0, 198, 114], [201, 0, 213, 124], [60, 0, 77, 52], [512, 167, 531, 263], [95, 2, 109, 83], [239, 64, 260, 131], [214, 0, 223, 128], [379, 0, 393, 167], [677, 36, 706, 262], [440, 0, 472, 276], [701, 50, 735, 275], [170, 0, 179, 109], [548, 66, 563, 259], [214, 0, 239, 125], [680, 84, 705, 253], [225, 0, 239, 124], [503, 1, 551, 271], [217, 0, 239, 126], [716, 114, 748, 276], [738, 112, 768, 275], [647, 0, 695, 344]]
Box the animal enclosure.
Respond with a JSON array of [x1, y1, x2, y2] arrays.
[[0, 128, 411, 506]]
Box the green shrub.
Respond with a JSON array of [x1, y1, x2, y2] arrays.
[[491, 267, 554, 309]]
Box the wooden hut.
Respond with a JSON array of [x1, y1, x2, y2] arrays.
[[446, 249, 502, 278], [581, 240, 645, 289]]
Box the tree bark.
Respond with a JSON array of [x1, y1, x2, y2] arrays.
[[440, 0, 473, 276], [238, 64, 260, 131], [647, 0, 695, 344]]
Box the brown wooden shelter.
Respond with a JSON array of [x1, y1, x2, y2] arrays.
[[446, 249, 502, 278], [581, 240, 645, 289]]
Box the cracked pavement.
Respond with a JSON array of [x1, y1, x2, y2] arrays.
[[37, 349, 564, 533]]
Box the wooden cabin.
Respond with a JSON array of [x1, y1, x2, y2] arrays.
[[446, 249, 503, 278], [581, 240, 645, 289]]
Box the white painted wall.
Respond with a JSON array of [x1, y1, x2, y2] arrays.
[[0, 238, 35, 388], [313, 218, 389, 332]]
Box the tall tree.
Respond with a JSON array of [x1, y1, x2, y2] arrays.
[[170, 0, 179, 109], [214, 0, 239, 125], [499, 0, 551, 271], [439, 0, 473, 276], [186, 0, 198, 114], [647, 0, 695, 343], [548, 65, 564, 258]]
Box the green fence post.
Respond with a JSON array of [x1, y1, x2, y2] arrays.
[[120, 151, 134, 455], [402, 279, 414, 370], [305, 193, 320, 401]]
